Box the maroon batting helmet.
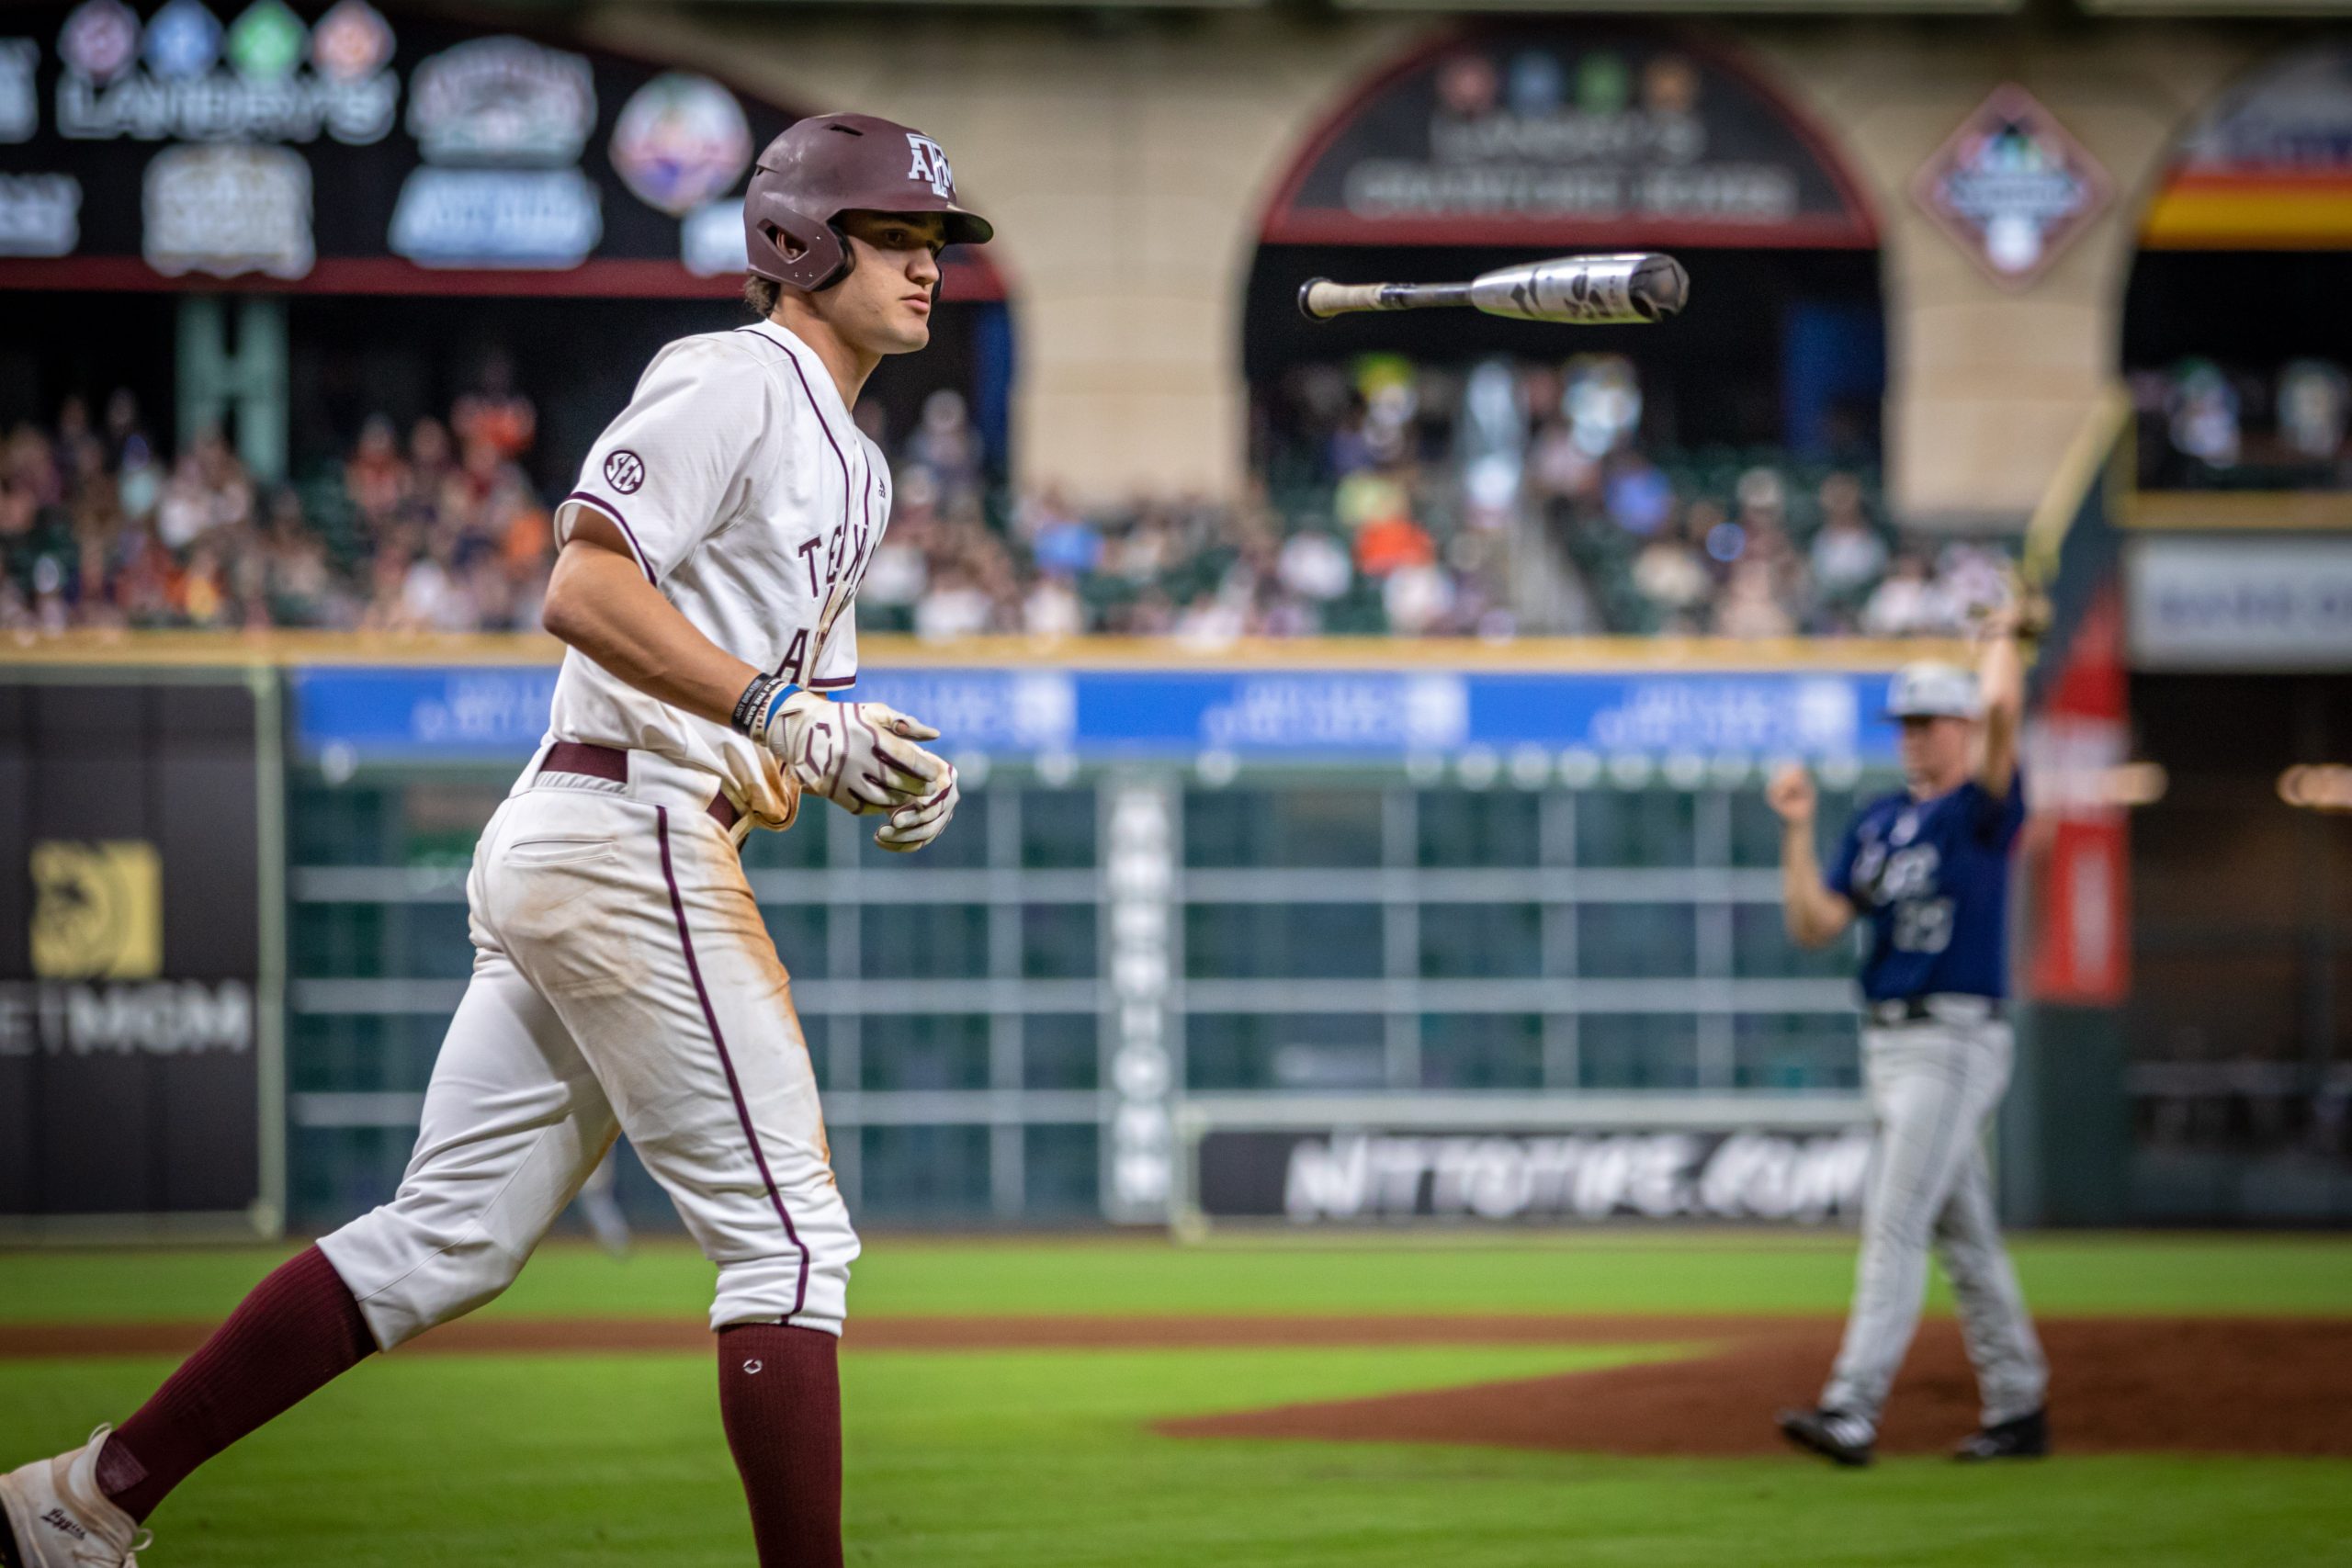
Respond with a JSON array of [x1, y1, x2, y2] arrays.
[[743, 112, 993, 292]]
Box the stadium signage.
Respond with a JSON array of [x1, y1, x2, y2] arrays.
[[0, 170, 79, 254], [2, 677, 271, 1231], [2127, 536, 2352, 671], [0, 39, 36, 141], [291, 665, 1908, 766], [2143, 42, 2352, 249], [0, 5, 1004, 300], [0, 979, 254, 1056], [389, 165, 600, 268], [609, 71, 752, 218], [142, 140, 311, 276], [1264, 26, 1874, 248], [682, 196, 748, 276], [54, 0, 397, 144], [1196, 1127, 1874, 1224], [1914, 85, 2109, 288], [404, 35, 594, 164]]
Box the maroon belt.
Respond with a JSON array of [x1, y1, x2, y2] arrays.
[[541, 740, 740, 832]]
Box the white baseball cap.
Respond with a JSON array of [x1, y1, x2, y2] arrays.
[[1884, 661, 1982, 720]]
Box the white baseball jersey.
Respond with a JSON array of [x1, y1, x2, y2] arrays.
[[548, 318, 890, 825]]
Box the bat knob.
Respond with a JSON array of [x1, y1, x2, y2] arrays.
[[1297, 278, 1332, 321], [1631, 254, 1690, 321]]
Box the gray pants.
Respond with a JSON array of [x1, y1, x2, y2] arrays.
[[1822, 1007, 2048, 1428]]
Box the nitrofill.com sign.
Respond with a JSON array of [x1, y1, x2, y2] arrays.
[[1194, 1126, 1874, 1225]]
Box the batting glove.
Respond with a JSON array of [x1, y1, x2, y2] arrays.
[[876, 764, 959, 853], [754, 688, 949, 822]]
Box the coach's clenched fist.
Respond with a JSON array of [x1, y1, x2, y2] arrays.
[[1766, 762, 1816, 826]]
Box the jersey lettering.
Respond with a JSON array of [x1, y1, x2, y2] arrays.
[[1877, 844, 1940, 903], [1892, 897, 1956, 953], [776, 627, 810, 686], [797, 537, 822, 596], [1829, 777, 2025, 1002]]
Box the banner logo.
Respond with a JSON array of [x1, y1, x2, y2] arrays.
[[389, 166, 600, 268], [59, 0, 139, 85], [1915, 85, 2110, 288], [0, 39, 34, 142], [310, 0, 390, 85], [30, 840, 163, 980], [408, 37, 596, 165], [610, 73, 751, 218], [143, 142, 313, 277], [0, 172, 81, 255], [141, 0, 220, 81]]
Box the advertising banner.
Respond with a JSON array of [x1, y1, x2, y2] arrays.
[[1262, 25, 1874, 249], [0, 677, 271, 1229], [2127, 535, 2352, 671], [2143, 43, 2352, 250], [1194, 1122, 1872, 1225], [290, 663, 1909, 768]]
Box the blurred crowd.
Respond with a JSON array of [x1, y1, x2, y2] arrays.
[[3, 364, 2015, 641], [0, 382, 554, 636], [2135, 355, 2352, 490]]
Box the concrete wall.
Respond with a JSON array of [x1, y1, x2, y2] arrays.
[[584, 6, 2281, 525]]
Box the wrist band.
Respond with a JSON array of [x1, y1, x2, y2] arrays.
[[730, 674, 776, 736], [731, 673, 799, 739]]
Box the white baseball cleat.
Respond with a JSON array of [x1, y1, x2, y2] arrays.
[[0, 1427, 152, 1567]]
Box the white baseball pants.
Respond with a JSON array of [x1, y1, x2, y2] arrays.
[[320, 753, 856, 1348], [1822, 1007, 2047, 1428]]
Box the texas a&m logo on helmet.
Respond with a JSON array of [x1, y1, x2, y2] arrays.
[[905, 133, 956, 199]]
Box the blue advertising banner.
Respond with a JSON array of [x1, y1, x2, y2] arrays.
[[291, 664, 1905, 767]]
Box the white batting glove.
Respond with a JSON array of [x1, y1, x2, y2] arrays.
[[876, 764, 959, 853], [760, 691, 948, 820]]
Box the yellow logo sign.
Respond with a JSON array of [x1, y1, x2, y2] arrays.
[[29, 840, 163, 980]]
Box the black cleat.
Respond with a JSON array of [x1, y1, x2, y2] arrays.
[[1955, 1407, 2051, 1461], [1778, 1406, 1875, 1467]]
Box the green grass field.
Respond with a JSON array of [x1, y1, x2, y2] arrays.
[[4, 1234, 2348, 1566]]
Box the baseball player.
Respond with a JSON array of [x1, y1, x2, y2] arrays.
[[0, 112, 988, 1568], [1768, 610, 2051, 1467]]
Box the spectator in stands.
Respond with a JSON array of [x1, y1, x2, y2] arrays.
[[1860, 551, 1949, 638], [1810, 470, 1888, 612], [451, 351, 536, 463], [1715, 558, 1797, 639], [345, 414, 406, 524]]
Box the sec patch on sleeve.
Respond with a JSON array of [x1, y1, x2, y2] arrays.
[[604, 449, 646, 493]]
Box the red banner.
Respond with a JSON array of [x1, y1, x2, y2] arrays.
[[2025, 591, 2131, 1005]]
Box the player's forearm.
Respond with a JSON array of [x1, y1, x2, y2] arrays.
[[1978, 624, 2024, 796], [542, 542, 761, 729], [1780, 825, 1849, 947]]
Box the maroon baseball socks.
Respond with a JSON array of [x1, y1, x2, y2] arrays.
[[717, 1323, 845, 1568], [78, 1248, 842, 1564], [93, 1246, 379, 1523]]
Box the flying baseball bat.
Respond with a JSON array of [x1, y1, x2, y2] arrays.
[[1297, 253, 1689, 326]]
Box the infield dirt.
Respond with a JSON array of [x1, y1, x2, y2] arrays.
[[7, 1313, 2346, 1459], [1159, 1316, 2352, 1458]]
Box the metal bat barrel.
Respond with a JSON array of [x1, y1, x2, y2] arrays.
[[1298, 254, 1687, 325], [1468, 254, 1689, 325]]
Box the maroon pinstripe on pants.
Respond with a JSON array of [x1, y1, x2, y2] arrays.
[[656, 807, 811, 1316]]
